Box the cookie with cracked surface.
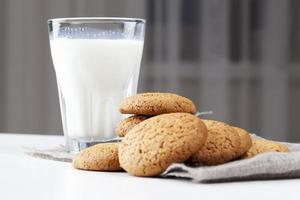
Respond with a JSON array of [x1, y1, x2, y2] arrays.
[[73, 143, 122, 171], [187, 120, 241, 166], [242, 139, 289, 159], [119, 113, 208, 177], [233, 126, 252, 157], [119, 92, 197, 115], [115, 115, 149, 137]]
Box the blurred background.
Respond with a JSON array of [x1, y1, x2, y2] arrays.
[[0, 0, 299, 142]]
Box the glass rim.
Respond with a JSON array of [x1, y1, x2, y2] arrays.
[[48, 17, 146, 24]]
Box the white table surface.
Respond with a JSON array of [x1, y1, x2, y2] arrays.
[[1, 133, 300, 200]]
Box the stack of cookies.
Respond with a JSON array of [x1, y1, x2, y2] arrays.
[[73, 92, 289, 177]]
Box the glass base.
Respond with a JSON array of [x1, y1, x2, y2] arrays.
[[67, 137, 122, 152]]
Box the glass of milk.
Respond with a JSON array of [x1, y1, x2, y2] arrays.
[[48, 17, 145, 152]]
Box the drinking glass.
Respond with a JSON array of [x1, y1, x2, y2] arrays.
[[48, 17, 145, 152]]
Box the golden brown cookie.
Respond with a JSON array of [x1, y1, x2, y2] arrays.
[[119, 113, 207, 177], [242, 139, 289, 159], [73, 143, 122, 171], [233, 126, 252, 157], [187, 120, 241, 165], [115, 115, 149, 137], [119, 93, 197, 115]]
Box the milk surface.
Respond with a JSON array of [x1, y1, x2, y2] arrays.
[[50, 38, 144, 140]]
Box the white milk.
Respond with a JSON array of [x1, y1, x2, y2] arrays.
[[50, 38, 144, 140]]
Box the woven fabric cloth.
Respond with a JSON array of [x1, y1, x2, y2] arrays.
[[24, 135, 300, 183]]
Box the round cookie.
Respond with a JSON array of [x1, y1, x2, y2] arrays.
[[115, 115, 149, 137], [242, 139, 289, 159], [233, 126, 252, 157], [119, 113, 207, 177], [73, 143, 122, 171], [119, 92, 197, 115], [187, 120, 241, 166]]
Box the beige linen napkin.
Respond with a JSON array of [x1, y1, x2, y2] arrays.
[[25, 135, 300, 183]]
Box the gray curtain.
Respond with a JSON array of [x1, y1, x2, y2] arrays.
[[0, 0, 300, 142]]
